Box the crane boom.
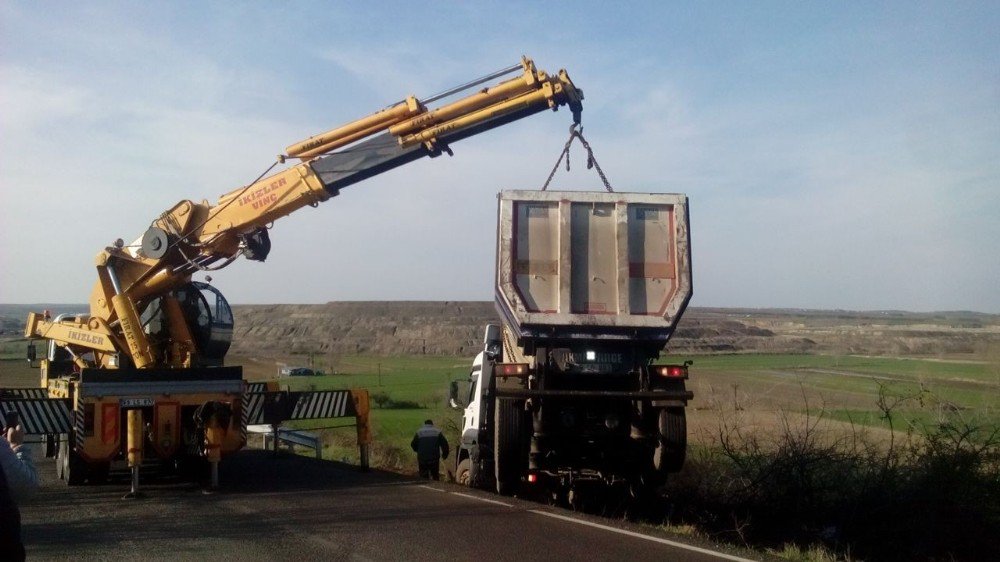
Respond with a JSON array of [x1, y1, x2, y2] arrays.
[[25, 56, 583, 372]]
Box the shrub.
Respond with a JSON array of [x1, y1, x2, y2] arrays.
[[662, 385, 1000, 561], [369, 391, 422, 409]]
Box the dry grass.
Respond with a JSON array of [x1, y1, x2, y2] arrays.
[[662, 384, 1000, 561], [768, 543, 843, 562]]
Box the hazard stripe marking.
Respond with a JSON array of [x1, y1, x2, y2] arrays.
[[0, 398, 71, 434], [243, 390, 357, 424], [0, 388, 48, 399], [243, 392, 267, 425], [335, 392, 345, 417], [75, 401, 85, 448], [288, 391, 353, 420], [246, 382, 267, 394]]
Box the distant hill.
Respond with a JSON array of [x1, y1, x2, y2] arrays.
[[3, 303, 998, 358], [231, 301, 496, 356], [230, 303, 1000, 358]]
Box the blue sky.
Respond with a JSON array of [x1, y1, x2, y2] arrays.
[[1, 2, 998, 311]]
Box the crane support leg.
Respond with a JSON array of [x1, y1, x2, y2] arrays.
[[123, 409, 143, 499]]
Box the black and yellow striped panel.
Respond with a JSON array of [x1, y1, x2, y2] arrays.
[[243, 391, 268, 425], [0, 388, 49, 400], [245, 382, 268, 394], [74, 400, 86, 449], [0, 398, 71, 435], [288, 390, 356, 420], [243, 390, 359, 424]]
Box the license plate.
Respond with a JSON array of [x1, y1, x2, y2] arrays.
[[120, 398, 154, 408]]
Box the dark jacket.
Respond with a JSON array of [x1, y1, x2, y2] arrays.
[[410, 423, 449, 463], [0, 462, 25, 561]]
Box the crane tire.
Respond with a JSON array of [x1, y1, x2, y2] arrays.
[[62, 442, 88, 486]]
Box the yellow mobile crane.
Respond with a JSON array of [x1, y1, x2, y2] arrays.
[[9, 57, 582, 486]]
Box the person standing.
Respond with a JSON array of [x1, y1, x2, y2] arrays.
[[410, 419, 449, 480], [2, 414, 38, 498], [1, 414, 39, 562]]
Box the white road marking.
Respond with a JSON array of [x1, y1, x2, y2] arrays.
[[416, 485, 446, 492], [528, 510, 757, 562], [449, 491, 514, 507]]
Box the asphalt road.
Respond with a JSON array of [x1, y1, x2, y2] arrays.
[[19, 451, 763, 561]]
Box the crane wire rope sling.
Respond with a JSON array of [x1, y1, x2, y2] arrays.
[[502, 124, 617, 362], [538, 123, 615, 193]]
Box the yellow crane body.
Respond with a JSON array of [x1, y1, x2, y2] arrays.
[[15, 56, 582, 486]]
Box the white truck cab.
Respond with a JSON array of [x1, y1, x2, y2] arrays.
[[450, 325, 503, 487]]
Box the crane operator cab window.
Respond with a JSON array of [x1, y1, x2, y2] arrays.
[[141, 281, 234, 366]]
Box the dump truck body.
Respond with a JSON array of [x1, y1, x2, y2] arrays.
[[496, 189, 692, 343]]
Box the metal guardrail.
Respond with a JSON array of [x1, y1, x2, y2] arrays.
[[247, 425, 322, 460]]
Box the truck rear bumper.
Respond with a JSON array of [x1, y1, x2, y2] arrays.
[[494, 388, 693, 402]]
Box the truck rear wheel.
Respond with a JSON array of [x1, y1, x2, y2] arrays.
[[494, 398, 526, 495], [653, 407, 687, 474]]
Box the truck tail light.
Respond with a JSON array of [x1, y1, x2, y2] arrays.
[[496, 363, 530, 377], [527, 472, 538, 484], [653, 364, 689, 379]]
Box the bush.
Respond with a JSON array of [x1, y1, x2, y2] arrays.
[[370, 391, 422, 409], [662, 385, 1000, 561]]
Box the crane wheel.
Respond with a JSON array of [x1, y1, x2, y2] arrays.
[[59, 438, 89, 486]]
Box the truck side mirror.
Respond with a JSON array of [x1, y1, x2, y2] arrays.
[[448, 380, 468, 410], [26, 342, 37, 365], [483, 324, 501, 347], [483, 324, 502, 359]]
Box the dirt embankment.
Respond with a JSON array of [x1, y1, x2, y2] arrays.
[[229, 303, 1000, 358], [4, 303, 996, 358], [231, 302, 497, 356]]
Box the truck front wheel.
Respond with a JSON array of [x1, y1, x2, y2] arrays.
[[456, 459, 472, 486]]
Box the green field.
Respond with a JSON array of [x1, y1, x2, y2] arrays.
[[0, 338, 31, 361], [268, 355, 470, 470], [678, 353, 998, 381], [260, 352, 1000, 470]]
